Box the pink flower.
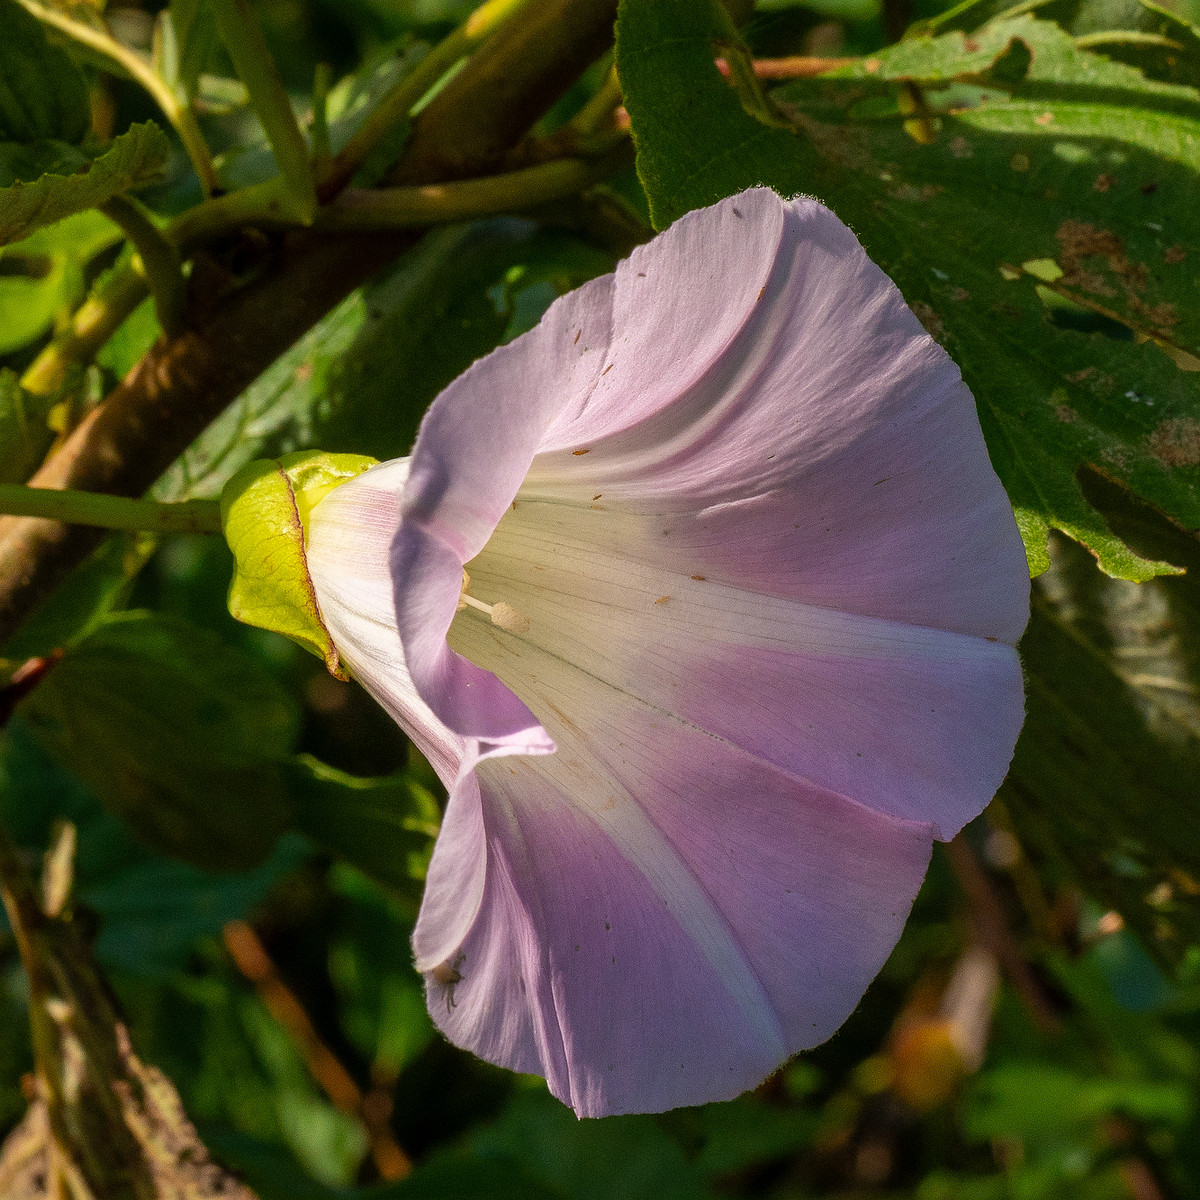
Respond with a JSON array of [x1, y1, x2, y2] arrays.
[[302, 188, 1029, 1117]]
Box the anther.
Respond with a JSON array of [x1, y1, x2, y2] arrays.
[[457, 573, 530, 634]]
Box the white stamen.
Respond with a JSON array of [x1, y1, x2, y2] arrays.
[[458, 585, 530, 634]]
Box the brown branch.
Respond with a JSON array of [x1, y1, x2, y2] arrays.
[[222, 920, 410, 1182], [715, 55, 855, 79], [0, 0, 619, 649], [942, 836, 1063, 1035]]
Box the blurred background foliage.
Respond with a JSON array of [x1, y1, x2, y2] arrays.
[[3, 0, 1200, 1195]]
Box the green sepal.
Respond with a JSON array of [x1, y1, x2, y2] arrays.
[[220, 450, 377, 678]]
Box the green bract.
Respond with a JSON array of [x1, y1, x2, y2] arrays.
[[220, 450, 378, 678]]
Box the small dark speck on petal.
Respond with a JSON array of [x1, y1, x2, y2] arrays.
[[873, 477, 890, 485], [593, 494, 603, 501], [601, 363, 613, 376], [757, 286, 765, 300], [655, 595, 670, 604], [574, 329, 581, 344], [732, 207, 743, 218], [985, 636, 999, 642], [605, 921, 610, 930], [574, 944, 580, 951], [637, 271, 646, 277], [691, 574, 706, 581], [611, 955, 615, 964], [573, 448, 590, 455]]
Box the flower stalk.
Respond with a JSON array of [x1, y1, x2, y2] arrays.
[[0, 486, 221, 534], [316, 146, 632, 231]]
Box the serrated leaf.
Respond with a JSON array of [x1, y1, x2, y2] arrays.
[[617, 0, 811, 229], [0, 0, 89, 144], [220, 452, 377, 677], [617, 0, 1200, 578], [286, 755, 440, 901], [0, 121, 169, 247], [20, 611, 299, 871]]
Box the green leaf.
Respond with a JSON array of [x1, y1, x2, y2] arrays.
[[618, 0, 1200, 579], [20, 610, 300, 871], [616, 0, 812, 229], [0, 0, 89, 144], [220, 451, 378, 678], [158, 0, 220, 104], [326, 865, 435, 1078], [966, 1062, 1191, 1142], [287, 756, 440, 901], [0, 720, 310, 973], [470, 1087, 711, 1200], [3, 532, 152, 659], [0, 121, 170, 248], [0, 207, 120, 354], [95, 294, 161, 379]]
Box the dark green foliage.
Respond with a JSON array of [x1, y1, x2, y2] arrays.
[[0, 0, 89, 145], [5, 0, 1200, 1196]]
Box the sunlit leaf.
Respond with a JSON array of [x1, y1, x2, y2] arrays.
[[617, 0, 1200, 580], [0, 122, 169, 247]]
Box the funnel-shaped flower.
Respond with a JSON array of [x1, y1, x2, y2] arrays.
[[302, 188, 1029, 1118]]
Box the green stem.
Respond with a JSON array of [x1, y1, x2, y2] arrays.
[[0, 486, 222, 534], [317, 146, 631, 231], [317, 0, 531, 202], [21, 266, 148, 399], [171, 146, 630, 245], [17, 0, 219, 196], [210, 0, 317, 222], [569, 64, 622, 138], [312, 62, 333, 176], [99, 195, 186, 336], [167, 176, 298, 249]]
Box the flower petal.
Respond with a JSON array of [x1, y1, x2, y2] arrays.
[[396, 190, 1027, 754], [303, 460, 464, 784], [454, 498, 1023, 838], [393, 272, 614, 743], [416, 657, 932, 1117], [524, 191, 1028, 644], [309, 459, 553, 764]]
